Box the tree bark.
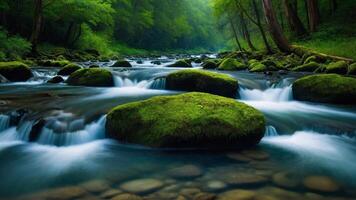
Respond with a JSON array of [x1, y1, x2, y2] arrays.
[[228, 14, 243, 51], [329, 0, 337, 14], [30, 0, 43, 54], [251, 0, 272, 53], [283, 0, 307, 37], [307, 0, 320, 32], [262, 0, 291, 52], [240, 13, 256, 51]]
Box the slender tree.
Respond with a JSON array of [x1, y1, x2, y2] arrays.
[[283, 0, 307, 37], [262, 0, 290, 52], [228, 13, 243, 51], [239, 12, 256, 50], [30, 0, 43, 54], [329, 0, 337, 14], [306, 0, 320, 32]]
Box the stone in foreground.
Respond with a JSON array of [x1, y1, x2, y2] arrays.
[[292, 74, 356, 104], [67, 68, 114, 87], [106, 92, 265, 149], [166, 69, 238, 98], [0, 61, 33, 82], [119, 178, 163, 194]]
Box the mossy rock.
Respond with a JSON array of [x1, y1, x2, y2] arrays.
[[348, 63, 356, 75], [303, 56, 318, 64], [292, 74, 356, 104], [202, 60, 218, 69], [38, 60, 71, 67], [0, 61, 33, 82], [166, 69, 238, 98], [67, 68, 114, 87], [112, 60, 132, 67], [57, 64, 82, 76], [106, 92, 266, 149], [167, 59, 193, 68], [218, 58, 247, 71], [325, 61, 348, 74], [249, 63, 267, 73], [47, 76, 64, 84], [292, 62, 320, 72]]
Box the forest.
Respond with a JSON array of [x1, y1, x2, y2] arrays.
[[1, 1, 356, 200]]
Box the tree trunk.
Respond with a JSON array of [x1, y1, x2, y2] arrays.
[[228, 14, 243, 52], [65, 21, 75, 45], [283, 0, 307, 37], [329, 0, 337, 14], [307, 0, 320, 32], [262, 0, 291, 52], [240, 13, 256, 51], [251, 0, 272, 53], [30, 0, 43, 54]]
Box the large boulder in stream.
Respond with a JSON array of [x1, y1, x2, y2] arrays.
[[106, 92, 266, 149], [218, 58, 247, 71], [292, 74, 356, 104], [112, 60, 132, 67], [0, 61, 33, 82], [57, 63, 82, 76], [166, 69, 238, 98], [67, 68, 114, 87], [167, 59, 192, 68]]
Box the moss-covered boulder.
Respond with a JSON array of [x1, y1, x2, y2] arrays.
[[166, 69, 238, 98], [38, 60, 71, 67], [201, 60, 218, 69], [112, 60, 132, 67], [292, 74, 356, 104], [0, 61, 33, 82], [325, 61, 348, 74], [167, 59, 193, 68], [57, 63, 82, 76], [303, 55, 318, 64], [67, 68, 114, 87], [292, 62, 320, 72], [106, 92, 266, 149], [218, 58, 247, 71], [348, 63, 356, 75], [47, 76, 64, 84], [249, 62, 267, 73]]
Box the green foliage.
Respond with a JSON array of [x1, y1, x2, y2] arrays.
[[106, 92, 266, 148], [0, 28, 31, 61], [325, 61, 348, 74], [218, 58, 247, 71], [292, 62, 321, 72]]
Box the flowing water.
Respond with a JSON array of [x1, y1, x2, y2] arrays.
[[0, 57, 356, 200]]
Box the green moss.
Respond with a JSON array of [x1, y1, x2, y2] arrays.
[[106, 92, 266, 149], [57, 63, 82, 76], [303, 55, 318, 64], [201, 60, 218, 69], [292, 74, 356, 104], [167, 59, 192, 68], [37, 59, 71, 67], [218, 58, 247, 71], [292, 62, 321, 72], [249, 63, 267, 73], [325, 61, 348, 74], [66, 68, 114, 87], [0, 61, 33, 82], [348, 63, 356, 75], [166, 69, 238, 98], [112, 60, 132, 67]]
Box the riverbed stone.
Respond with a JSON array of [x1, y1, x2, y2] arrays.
[[218, 58, 247, 71], [272, 171, 300, 189], [292, 74, 356, 104], [67, 68, 114, 87], [0, 61, 33, 82], [106, 92, 266, 149], [166, 69, 238, 98], [167, 165, 203, 179], [57, 63, 82, 76], [36, 186, 88, 200], [111, 193, 143, 200], [303, 176, 340, 193], [206, 181, 227, 191], [168, 59, 192, 68], [194, 192, 217, 200], [112, 60, 132, 67], [223, 172, 269, 186], [226, 153, 252, 163], [119, 178, 164, 194], [100, 189, 123, 198], [217, 189, 256, 200], [242, 149, 270, 161], [38, 59, 71, 67], [80, 179, 111, 193]]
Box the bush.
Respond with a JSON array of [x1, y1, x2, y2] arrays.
[[0, 28, 31, 61]]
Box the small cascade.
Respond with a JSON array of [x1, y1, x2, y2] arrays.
[[113, 75, 166, 90], [0, 121, 33, 142], [264, 126, 279, 137], [0, 115, 10, 132], [146, 77, 166, 90], [239, 85, 293, 102], [37, 116, 106, 146]]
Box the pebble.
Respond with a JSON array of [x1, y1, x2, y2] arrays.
[[194, 192, 217, 200], [111, 193, 142, 200], [180, 188, 201, 199], [226, 153, 252, 163], [217, 189, 256, 200], [167, 165, 203, 179], [120, 178, 164, 194], [81, 179, 111, 193], [100, 189, 123, 199], [272, 171, 300, 189], [303, 176, 340, 193], [223, 172, 269, 186], [36, 186, 87, 200], [242, 150, 270, 161], [206, 181, 227, 191]]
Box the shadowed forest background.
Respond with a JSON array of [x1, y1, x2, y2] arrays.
[[0, 0, 355, 60]]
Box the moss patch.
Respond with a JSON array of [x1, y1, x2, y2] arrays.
[[325, 61, 348, 74], [106, 92, 266, 149], [168, 59, 192, 68], [292, 62, 320, 72], [292, 74, 356, 104], [0, 61, 33, 82], [112, 60, 132, 67], [202, 60, 218, 69], [37, 60, 71, 67], [218, 58, 247, 71], [166, 69, 238, 98], [348, 63, 356, 75], [67, 68, 114, 87], [249, 62, 267, 73], [57, 63, 82, 76]]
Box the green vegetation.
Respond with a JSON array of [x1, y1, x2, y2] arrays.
[[106, 92, 265, 148], [325, 61, 349, 74], [67, 68, 114, 87], [0, 61, 33, 82], [292, 74, 356, 104], [218, 58, 247, 71], [166, 69, 238, 98], [292, 62, 321, 72]]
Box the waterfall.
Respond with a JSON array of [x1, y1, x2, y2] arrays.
[[0, 121, 33, 142], [264, 126, 279, 137], [0, 115, 10, 132], [146, 77, 166, 90], [239, 85, 293, 102], [114, 75, 166, 90]]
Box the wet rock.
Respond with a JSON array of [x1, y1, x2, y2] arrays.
[[217, 189, 256, 200], [35, 186, 87, 200], [136, 60, 143, 64], [226, 153, 252, 163], [180, 188, 201, 199], [206, 181, 227, 191], [167, 165, 203, 179], [0, 74, 9, 83], [80, 179, 111, 193], [112, 60, 132, 67], [259, 186, 301, 199], [303, 176, 340, 193], [201, 60, 218, 69], [29, 119, 46, 142], [0, 61, 33, 82], [223, 172, 269, 186], [111, 193, 143, 200], [119, 178, 164, 194], [151, 60, 162, 65], [100, 189, 123, 199], [167, 59, 192, 68], [67, 68, 114, 87], [57, 63, 82, 76], [218, 58, 247, 71], [89, 64, 100, 68], [194, 192, 216, 200], [242, 150, 270, 161], [278, 70, 288, 75], [47, 76, 64, 83], [272, 171, 300, 189]]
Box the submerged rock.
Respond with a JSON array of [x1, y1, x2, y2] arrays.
[[303, 176, 340, 193], [292, 74, 356, 104], [272, 171, 300, 189], [167, 165, 203, 179], [217, 189, 256, 200], [67, 68, 114, 87], [112, 60, 132, 67], [168, 59, 192, 68], [47, 75, 64, 83], [112, 193, 143, 200], [222, 172, 269, 186], [106, 92, 265, 148], [218, 58, 247, 71], [57, 63, 82, 76], [0, 61, 33, 82], [166, 69, 238, 98], [119, 178, 164, 194]]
